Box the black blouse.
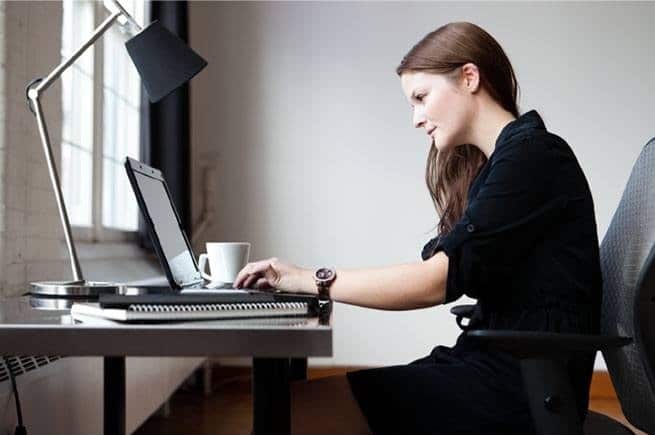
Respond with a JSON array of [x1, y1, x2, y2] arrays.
[[345, 111, 603, 431], [421, 110, 603, 417], [422, 110, 602, 335]]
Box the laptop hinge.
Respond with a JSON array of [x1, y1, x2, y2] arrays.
[[181, 278, 205, 289]]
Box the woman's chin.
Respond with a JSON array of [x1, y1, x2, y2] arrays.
[[433, 139, 453, 153]]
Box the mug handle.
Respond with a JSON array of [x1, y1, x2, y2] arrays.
[[198, 253, 213, 281]]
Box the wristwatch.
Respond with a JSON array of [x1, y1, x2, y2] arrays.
[[314, 267, 337, 303]]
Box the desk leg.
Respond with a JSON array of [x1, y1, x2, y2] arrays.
[[104, 356, 126, 435], [289, 358, 307, 381], [252, 357, 291, 435]]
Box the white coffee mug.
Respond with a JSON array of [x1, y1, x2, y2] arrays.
[[198, 242, 251, 285]]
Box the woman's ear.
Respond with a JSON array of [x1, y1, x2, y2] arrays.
[[460, 63, 480, 94]]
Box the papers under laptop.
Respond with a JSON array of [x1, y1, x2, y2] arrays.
[[71, 292, 319, 323]]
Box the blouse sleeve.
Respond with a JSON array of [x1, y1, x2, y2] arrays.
[[426, 136, 569, 303]]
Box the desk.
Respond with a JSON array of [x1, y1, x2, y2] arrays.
[[0, 296, 332, 435]]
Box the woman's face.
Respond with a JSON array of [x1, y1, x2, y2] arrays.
[[400, 69, 475, 152]]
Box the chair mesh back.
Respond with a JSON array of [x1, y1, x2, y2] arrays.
[[600, 138, 655, 432]]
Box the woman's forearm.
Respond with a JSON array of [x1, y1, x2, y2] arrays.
[[302, 252, 449, 310]]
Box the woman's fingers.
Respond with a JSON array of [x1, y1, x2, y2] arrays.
[[242, 272, 262, 289], [234, 261, 263, 288], [234, 268, 251, 288], [255, 277, 272, 289], [240, 268, 261, 289], [233, 258, 306, 293], [235, 259, 276, 288]]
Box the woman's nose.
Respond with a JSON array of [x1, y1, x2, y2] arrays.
[[413, 108, 426, 129]]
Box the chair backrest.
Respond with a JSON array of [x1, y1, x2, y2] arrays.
[[600, 137, 655, 433]]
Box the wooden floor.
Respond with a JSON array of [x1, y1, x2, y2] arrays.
[[134, 366, 645, 435]]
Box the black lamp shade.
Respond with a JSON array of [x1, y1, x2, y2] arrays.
[[125, 20, 207, 103]]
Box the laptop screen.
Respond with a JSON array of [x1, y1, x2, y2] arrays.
[[131, 166, 200, 287]]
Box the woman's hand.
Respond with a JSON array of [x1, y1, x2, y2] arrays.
[[233, 257, 316, 294]]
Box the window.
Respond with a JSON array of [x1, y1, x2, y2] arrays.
[[60, 0, 146, 242]]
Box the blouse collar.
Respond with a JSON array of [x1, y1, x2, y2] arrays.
[[494, 110, 546, 150]]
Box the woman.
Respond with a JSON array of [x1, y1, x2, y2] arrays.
[[234, 21, 602, 435]]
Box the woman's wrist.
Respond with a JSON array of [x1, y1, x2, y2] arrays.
[[300, 268, 317, 295]]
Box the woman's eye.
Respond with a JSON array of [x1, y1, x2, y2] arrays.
[[415, 94, 426, 102]]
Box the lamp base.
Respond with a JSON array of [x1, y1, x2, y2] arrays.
[[30, 280, 124, 297]]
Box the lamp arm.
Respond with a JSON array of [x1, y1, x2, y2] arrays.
[[30, 10, 122, 96], [29, 96, 84, 282], [24, 6, 129, 283], [107, 0, 143, 33]]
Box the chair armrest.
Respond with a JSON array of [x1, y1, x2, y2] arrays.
[[449, 304, 477, 330], [465, 330, 631, 358], [449, 304, 476, 318]]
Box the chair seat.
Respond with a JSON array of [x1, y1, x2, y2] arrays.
[[584, 410, 635, 435]]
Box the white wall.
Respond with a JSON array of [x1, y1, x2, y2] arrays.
[[189, 2, 655, 369], [0, 0, 64, 296]]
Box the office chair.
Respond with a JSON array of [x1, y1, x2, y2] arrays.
[[451, 137, 655, 435]]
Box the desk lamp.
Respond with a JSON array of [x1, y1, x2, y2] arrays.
[[26, 0, 207, 296]]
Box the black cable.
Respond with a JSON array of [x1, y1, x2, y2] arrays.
[[3, 356, 27, 435]]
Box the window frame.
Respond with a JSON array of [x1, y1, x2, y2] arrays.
[[64, 0, 144, 244]]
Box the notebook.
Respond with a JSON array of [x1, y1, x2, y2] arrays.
[[71, 292, 319, 323]]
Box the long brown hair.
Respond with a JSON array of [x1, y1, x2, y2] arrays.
[[396, 22, 520, 235]]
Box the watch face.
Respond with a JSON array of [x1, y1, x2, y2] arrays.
[[315, 268, 334, 282]]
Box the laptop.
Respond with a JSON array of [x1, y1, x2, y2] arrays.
[[124, 157, 254, 292]]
